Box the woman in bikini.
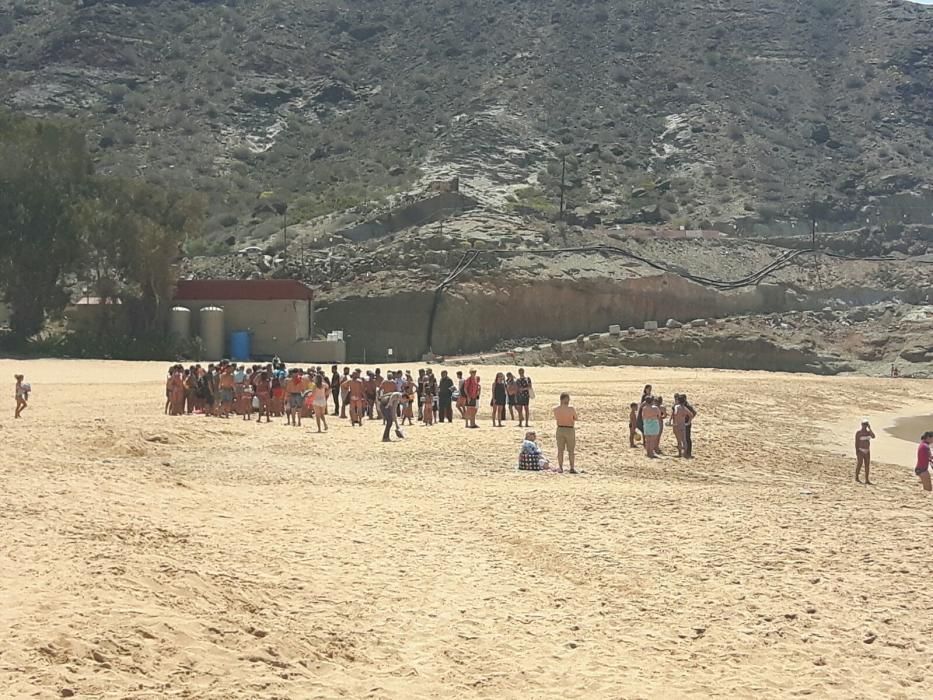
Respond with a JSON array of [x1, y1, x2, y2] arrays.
[[254, 371, 272, 424], [310, 374, 330, 433]]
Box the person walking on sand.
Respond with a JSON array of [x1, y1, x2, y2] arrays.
[[14, 374, 29, 418], [916, 432, 933, 492], [673, 394, 692, 457], [855, 418, 876, 484], [553, 392, 578, 474]]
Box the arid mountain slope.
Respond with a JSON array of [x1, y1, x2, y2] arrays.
[[2, 0, 932, 246]]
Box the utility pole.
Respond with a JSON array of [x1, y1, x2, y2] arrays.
[[558, 155, 567, 220], [283, 204, 288, 260]]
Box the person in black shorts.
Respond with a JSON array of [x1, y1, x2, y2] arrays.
[[515, 368, 533, 427], [491, 372, 507, 427]]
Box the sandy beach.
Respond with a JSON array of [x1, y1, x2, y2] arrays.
[[2, 359, 933, 699]]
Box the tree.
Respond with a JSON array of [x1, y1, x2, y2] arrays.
[[80, 178, 205, 336], [0, 112, 92, 337]]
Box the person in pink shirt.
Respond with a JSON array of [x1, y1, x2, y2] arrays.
[[916, 432, 933, 492]]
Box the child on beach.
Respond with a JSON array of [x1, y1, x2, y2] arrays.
[[14, 374, 29, 418], [628, 402, 639, 448]]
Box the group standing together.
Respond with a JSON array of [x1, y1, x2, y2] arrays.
[[162, 361, 539, 441]]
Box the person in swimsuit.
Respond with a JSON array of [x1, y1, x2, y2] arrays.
[[164, 367, 173, 415], [14, 374, 29, 419], [855, 419, 876, 484], [916, 432, 933, 492], [628, 402, 639, 448], [506, 372, 517, 421], [553, 392, 578, 474], [455, 371, 466, 418], [463, 369, 481, 429], [348, 370, 365, 426], [401, 372, 416, 426], [636, 384, 652, 436], [285, 369, 307, 427], [491, 372, 507, 427], [310, 374, 330, 433], [218, 366, 236, 418], [254, 370, 271, 423], [642, 396, 662, 458], [422, 370, 437, 426]]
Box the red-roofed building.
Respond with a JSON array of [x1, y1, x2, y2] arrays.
[[173, 278, 344, 363]]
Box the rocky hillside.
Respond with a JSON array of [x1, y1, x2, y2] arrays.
[[2, 0, 932, 249]]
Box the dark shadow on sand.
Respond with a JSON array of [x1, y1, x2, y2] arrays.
[[885, 414, 933, 443]]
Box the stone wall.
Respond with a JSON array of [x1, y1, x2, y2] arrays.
[[315, 274, 795, 361]]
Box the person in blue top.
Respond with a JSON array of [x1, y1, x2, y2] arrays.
[[518, 431, 550, 471]]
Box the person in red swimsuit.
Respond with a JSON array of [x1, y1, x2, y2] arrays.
[[916, 432, 933, 492]]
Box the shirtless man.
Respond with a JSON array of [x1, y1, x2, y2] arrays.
[[855, 419, 876, 484], [553, 392, 578, 474], [377, 374, 404, 442], [347, 370, 365, 426], [218, 366, 236, 418]]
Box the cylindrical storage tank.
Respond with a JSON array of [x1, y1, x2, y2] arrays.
[[200, 306, 225, 360], [170, 306, 191, 341], [229, 330, 252, 362]]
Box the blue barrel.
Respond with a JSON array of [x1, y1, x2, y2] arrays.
[[229, 330, 252, 361]]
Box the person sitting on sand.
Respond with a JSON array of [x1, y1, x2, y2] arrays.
[[14, 374, 29, 419], [518, 431, 551, 471], [916, 431, 933, 492], [855, 419, 876, 484]]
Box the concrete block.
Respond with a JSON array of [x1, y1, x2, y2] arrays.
[[644, 320, 659, 331], [609, 324, 621, 336]]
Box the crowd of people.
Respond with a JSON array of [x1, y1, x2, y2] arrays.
[[161, 361, 538, 441], [14, 364, 933, 493]]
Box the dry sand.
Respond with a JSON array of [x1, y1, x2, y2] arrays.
[[2, 360, 933, 699]]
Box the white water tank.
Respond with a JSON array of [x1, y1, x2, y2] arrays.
[[200, 306, 225, 360], [170, 306, 191, 340]]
